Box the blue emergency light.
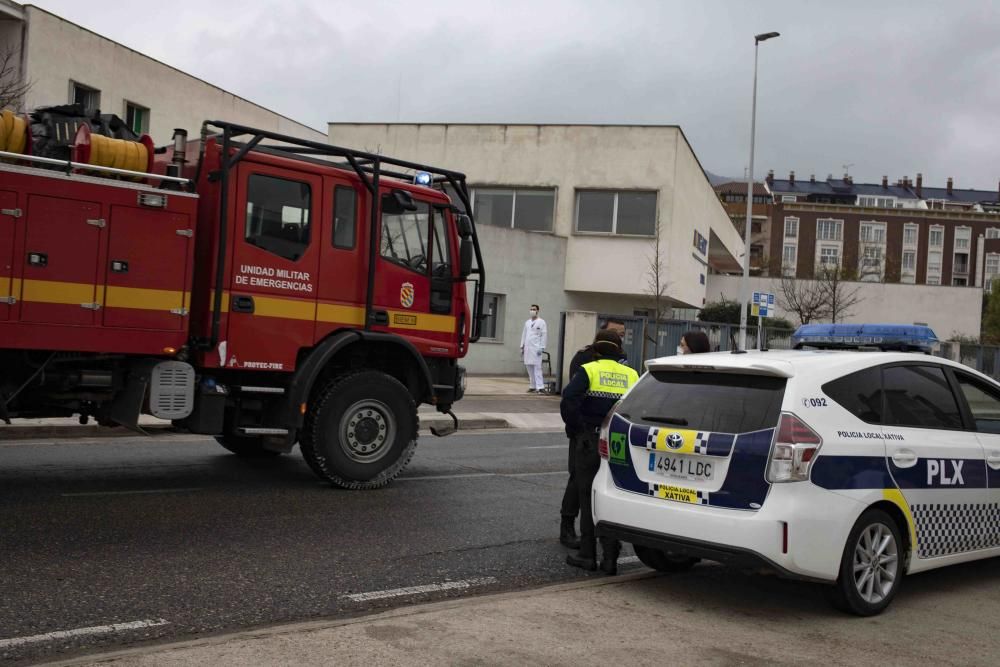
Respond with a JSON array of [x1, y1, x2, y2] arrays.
[[791, 323, 939, 353], [413, 171, 433, 186]]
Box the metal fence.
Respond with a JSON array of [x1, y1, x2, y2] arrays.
[[592, 314, 1000, 380]]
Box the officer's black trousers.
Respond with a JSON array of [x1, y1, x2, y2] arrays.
[[573, 430, 601, 558], [560, 434, 579, 519]]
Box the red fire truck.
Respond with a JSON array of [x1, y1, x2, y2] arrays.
[[0, 110, 485, 489]]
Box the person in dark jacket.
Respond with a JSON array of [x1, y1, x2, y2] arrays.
[[559, 318, 627, 549], [560, 329, 638, 573]]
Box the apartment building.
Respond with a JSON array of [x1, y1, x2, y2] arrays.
[[713, 180, 772, 273]]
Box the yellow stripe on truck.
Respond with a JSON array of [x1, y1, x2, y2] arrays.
[[317, 303, 366, 326], [105, 285, 187, 311], [248, 295, 317, 321], [387, 310, 455, 333], [21, 279, 98, 305]]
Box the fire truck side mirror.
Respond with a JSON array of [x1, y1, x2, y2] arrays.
[[455, 214, 473, 239], [383, 189, 417, 214], [460, 237, 474, 277]]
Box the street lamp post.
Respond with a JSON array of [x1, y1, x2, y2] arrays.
[[738, 31, 780, 352]]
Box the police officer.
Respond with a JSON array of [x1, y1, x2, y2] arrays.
[[560, 329, 639, 574], [559, 318, 627, 549]]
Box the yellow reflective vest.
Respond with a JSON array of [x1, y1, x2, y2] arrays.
[[582, 358, 639, 399]]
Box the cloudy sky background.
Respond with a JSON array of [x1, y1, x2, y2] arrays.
[[28, 0, 1000, 190]]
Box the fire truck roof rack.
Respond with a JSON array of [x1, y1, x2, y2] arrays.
[[199, 120, 485, 352], [0, 149, 192, 186]]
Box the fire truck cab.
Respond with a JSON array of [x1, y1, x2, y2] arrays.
[[0, 112, 485, 489]]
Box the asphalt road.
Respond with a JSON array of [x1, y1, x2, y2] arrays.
[[5, 428, 1000, 665], [0, 429, 605, 665]]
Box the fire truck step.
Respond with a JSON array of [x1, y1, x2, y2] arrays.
[[236, 386, 286, 394], [237, 427, 290, 436]]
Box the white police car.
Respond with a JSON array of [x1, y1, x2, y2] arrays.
[[593, 324, 1000, 615]]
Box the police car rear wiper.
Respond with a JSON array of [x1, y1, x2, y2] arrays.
[[642, 415, 688, 426]]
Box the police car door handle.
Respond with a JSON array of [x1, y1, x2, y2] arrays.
[[891, 449, 918, 468]]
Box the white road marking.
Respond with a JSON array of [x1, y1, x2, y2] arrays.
[[396, 473, 494, 482], [61, 488, 202, 498], [397, 471, 563, 482], [345, 577, 498, 602], [0, 618, 170, 649]]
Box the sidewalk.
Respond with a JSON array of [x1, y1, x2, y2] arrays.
[[0, 376, 562, 440]]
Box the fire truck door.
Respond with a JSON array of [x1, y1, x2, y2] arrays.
[[315, 180, 365, 335], [21, 195, 101, 326], [0, 190, 18, 321], [373, 194, 457, 356], [225, 167, 321, 372]]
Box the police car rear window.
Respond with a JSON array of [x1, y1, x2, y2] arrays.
[[619, 371, 785, 434]]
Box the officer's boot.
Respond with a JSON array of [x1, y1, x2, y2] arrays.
[[559, 516, 580, 549], [598, 538, 622, 576], [565, 538, 597, 571]]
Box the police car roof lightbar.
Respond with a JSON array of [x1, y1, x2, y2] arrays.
[[791, 323, 939, 353]]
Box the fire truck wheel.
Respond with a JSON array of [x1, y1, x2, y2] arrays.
[[301, 370, 418, 489], [214, 435, 283, 458]]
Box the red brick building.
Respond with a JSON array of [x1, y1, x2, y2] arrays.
[[714, 181, 772, 274], [771, 202, 1000, 288]]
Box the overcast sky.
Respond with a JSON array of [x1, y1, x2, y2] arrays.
[[27, 0, 1000, 190]]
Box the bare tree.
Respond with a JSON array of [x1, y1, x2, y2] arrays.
[[645, 217, 669, 355], [0, 45, 30, 111], [816, 264, 864, 323], [775, 274, 829, 325]]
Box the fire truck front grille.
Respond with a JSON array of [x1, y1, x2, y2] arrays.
[[149, 361, 195, 420]]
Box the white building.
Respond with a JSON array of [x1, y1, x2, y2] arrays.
[[0, 1, 325, 144], [329, 123, 745, 373]]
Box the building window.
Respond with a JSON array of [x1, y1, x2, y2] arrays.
[[861, 246, 883, 269], [783, 244, 797, 266], [124, 101, 149, 134], [575, 190, 657, 236], [954, 277, 968, 287], [927, 250, 942, 275], [819, 246, 840, 267], [244, 175, 312, 262], [71, 81, 101, 113], [986, 254, 1000, 292], [927, 276, 941, 286], [954, 253, 969, 275], [481, 293, 504, 341], [857, 196, 896, 208], [781, 195, 797, 203], [902, 250, 916, 272], [929, 225, 944, 247], [784, 217, 798, 239], [860, 221, 886, 244], [903, 223, 919, 246], [473, 188, 555, 232], [816, 218, 843, 242], [955, 226, 971, 251], [987, 228, 1000, 240]]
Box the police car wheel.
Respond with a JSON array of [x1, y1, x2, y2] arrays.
[[214, 435, 282, 458], [632, 544, 700, 572], [301, 370, 418, 490], [830, 509, 903, 616]]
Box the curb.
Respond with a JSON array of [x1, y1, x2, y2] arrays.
[[38, 571, 656, 667], [0, 417, 511, 441]]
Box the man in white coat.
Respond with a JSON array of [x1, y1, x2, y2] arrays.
[[520, 304, 548, 393]]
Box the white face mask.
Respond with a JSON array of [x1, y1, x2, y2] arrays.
[[529, 309, 538, 317], [676, 346, 685, 356]]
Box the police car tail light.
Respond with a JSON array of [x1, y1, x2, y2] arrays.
[[768, 413, 822, 483], [597, 402, 620, 460]]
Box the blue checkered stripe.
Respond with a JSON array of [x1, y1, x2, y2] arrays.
[[912, 503, 1000, 559]]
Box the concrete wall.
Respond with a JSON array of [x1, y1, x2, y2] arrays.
[[560, 311, 599, 386], [462, 224, 568, 375], [706, 274, 983, 339], [328, 123, 741, 310], [21, 7, 325, 144]]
